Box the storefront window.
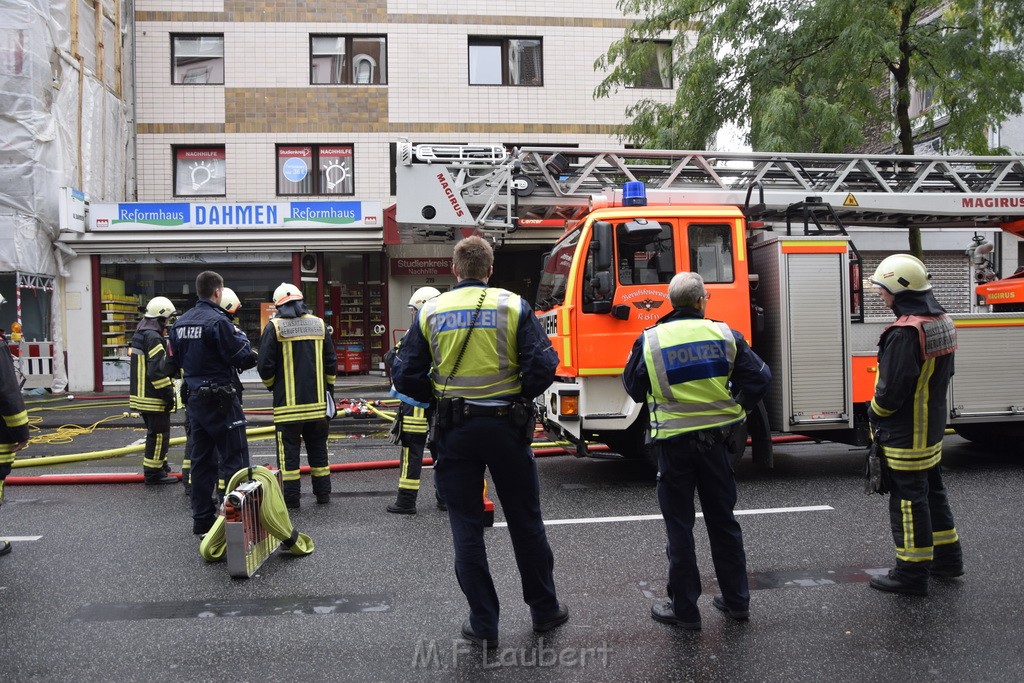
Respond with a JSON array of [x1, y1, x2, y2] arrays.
[[324, 252, 384, 371], [98, 254, 291, 383], [174, 145, 226, 197], [277, 144, 354, 196]]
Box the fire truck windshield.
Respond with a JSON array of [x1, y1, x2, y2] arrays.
[[535, 228, 581, 309]]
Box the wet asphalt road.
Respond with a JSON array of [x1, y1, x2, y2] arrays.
[[2, 387, 1023, 682]]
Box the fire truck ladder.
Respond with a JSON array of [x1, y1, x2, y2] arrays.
[[395, 141, 1024, 242]]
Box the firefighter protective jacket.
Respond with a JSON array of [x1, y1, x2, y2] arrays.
[[869, 290, 956, 471], [623, 307, 771, 439], [129, 318, 175, 413], [257, 302, 337, 423], [0, 333, 29, 466]]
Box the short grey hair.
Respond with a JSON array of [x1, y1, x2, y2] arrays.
[[668, 272, 706, 308]]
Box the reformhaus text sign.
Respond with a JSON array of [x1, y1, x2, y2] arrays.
[[88, 201, 382, 230]]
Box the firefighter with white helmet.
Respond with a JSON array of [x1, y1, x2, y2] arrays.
[[0, 292, 30, 556], [130, 296, 179, 484], [867, 254, 963, 596], [384, 286, 442, 514], [409, 286, 441, 311], [258, 283, 337, 508]]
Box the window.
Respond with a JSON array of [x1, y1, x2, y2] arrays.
[[277, 144, 355, 196], [626, 40, 673, 89], [469, 37, 542, 86], [687, 224, 734, 283], [174, 146, 226, 197], [617, 222, 675, 285], [536, 228, 581, 308], [909, 83, 935, 119], [310, 35, 387, 85], [172, 35, 224, 84]]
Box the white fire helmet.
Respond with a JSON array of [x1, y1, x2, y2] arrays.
[[273, 283, 304, 307], [144, 296, 177, 319], [408, 286, 441, 311], [870, 254, 932, 294], [220, 287, 241, 314]]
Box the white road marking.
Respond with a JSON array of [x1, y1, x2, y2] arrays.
[[2, 536, 43, 542], [494, 504, 834, 528]]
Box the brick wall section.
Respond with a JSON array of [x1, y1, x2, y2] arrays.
[[224, 88, 389, 132]]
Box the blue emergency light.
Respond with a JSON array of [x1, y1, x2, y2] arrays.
[[622, 181, 647, 206]]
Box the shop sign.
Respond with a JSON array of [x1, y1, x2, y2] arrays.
[[390, 257, 452, 276], [59, 187, 87, 233], [88, 201, 382, 230]]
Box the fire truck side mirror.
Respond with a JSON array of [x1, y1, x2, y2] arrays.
[[592, 221, 613, 272], [612, 304, 630, 320]]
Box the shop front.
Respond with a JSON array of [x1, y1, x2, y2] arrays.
[[59, 199, 383, 392]]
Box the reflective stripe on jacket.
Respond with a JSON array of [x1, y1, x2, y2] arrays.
[[642, 318, 744, 439], [419, 286, 522, 399]]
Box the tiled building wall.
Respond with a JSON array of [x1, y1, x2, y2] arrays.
[[134, 4, 677, 202]]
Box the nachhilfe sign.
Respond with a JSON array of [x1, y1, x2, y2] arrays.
[[88, 201, 382, 230]]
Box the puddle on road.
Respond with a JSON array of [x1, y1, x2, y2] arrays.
[[73, 594, 392, 621]]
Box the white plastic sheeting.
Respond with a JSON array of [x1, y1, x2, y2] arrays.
[[0, 0, 130, 391]]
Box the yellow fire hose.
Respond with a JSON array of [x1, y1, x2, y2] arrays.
[[199, 465, 314, 562]]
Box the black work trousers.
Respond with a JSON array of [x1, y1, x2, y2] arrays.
[[887, 464, 961, 583], [433, 415, 559, 641], [141, 411, 171, 478], [276, 419, 331, 504], [655, 432, 749, 622], [188, 393, 250, 531], [397, 403, 432, 492]]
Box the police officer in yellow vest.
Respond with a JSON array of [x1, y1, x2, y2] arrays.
[[623, 271, 770, 629], [130, 296, 179, 485], [257, 283, 337, 509], [392, 236, 567, 649], [867, 254, 962, 596]]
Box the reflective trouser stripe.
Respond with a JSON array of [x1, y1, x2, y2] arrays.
[[398, 445, 422, 491], [895, 499, 933, 563], [277, 432, 300, 481], [933, 528, 959, 546], [310, 466, 330, 477]]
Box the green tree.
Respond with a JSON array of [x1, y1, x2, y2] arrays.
[[595, 0, 1024, 256]]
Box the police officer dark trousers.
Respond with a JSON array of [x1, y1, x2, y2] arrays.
[[130, 297, 178, 485], [169, 271, 257, 535], [258, 284, 337, 509], [0, 299, 30, 556], [867, 254, 963, 596], [392, 236, 568, 648], [623, 272, 771, 629]]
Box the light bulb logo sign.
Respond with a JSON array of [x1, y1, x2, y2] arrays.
[[190, 160, 217, 190], [176, 148, 225, 195], [319, 146, 353, 194]]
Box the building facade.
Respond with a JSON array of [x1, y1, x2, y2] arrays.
[[58, 0, 677, 390]]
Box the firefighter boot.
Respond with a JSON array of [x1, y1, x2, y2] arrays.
[[283, 480, 301, 510], [869, 569, 928, 596], [144, 467, 177, 485], [387, 489, 418, 515]]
